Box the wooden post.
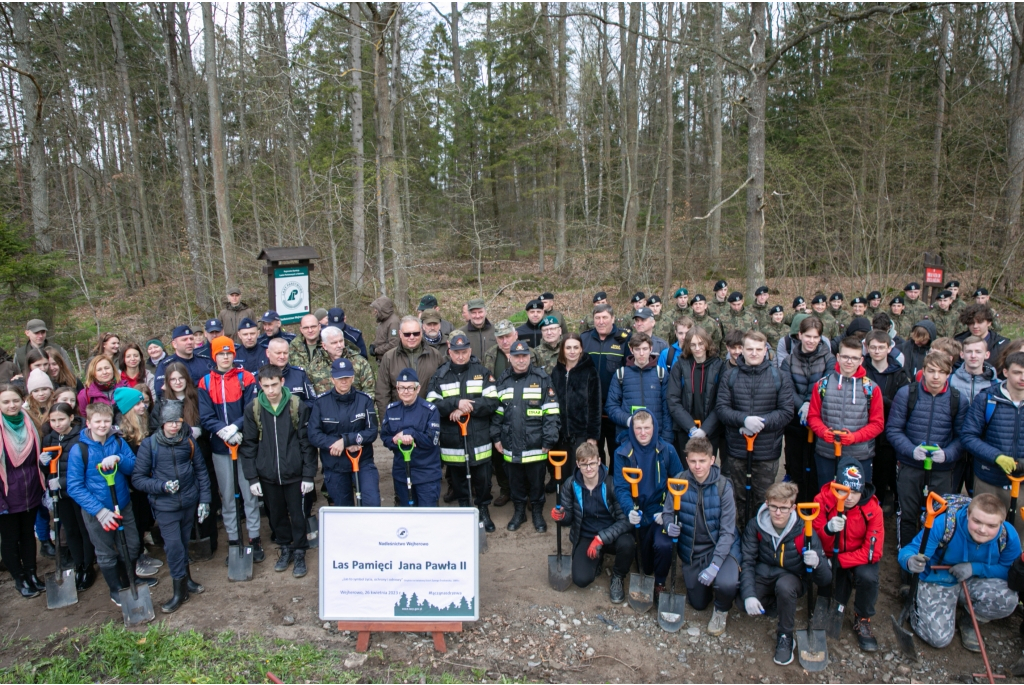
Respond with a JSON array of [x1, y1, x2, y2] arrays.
[[336, 621, 463, 653]]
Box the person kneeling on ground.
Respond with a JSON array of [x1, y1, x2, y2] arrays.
[[812, 457, 883, 651], [132, 401, 211, 613], [662, 436, 741, 636], [551, 442, 633, 602], [740, 481, 831, 667], [898, 493, 1021, 652]]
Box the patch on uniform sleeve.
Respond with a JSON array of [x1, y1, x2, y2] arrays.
[[548, 388, 556, 398], [391, 329, 397, 336], [356, 433, 363, 445]]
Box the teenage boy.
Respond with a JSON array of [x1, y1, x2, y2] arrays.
[[899, 493, 1021, 651], [663, 436, 740, 636], [862, 330, 909, 512], [606, 332, 672, 446], [950, 336, 998, 496], [67, 403, 158, 605], [957, 304, 1009, 361], [807, 337, 884, 487], [239, 365, 317, 578], [812, 458, 884, 651], [740, 482, 831, 666]]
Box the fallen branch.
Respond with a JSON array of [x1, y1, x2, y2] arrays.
[[586, 654, 638, 671], [690, 176, 755, 222]]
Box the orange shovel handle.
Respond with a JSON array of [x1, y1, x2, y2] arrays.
[[455, 413, 470, 437], [797, 502, 820, 537], [807, 428, 814, 443], [1009, 474, 1024, 500], [831, 429, 849, 457], [693, 420, 701, 428], [744, 434, 756, 451], [830, 482, 851, 514], [548, 451, 567, 481], [346, 446, 363, 473], [621, 467, 642, 499], [229, 444, 238, 461], [43, 446, 62, 476], [924, 492, 948, 529], [667, 478, 689, 511]]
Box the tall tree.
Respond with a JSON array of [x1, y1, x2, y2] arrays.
[[930, 5, 949, 245], [707, 3, 724, 271], [619, 3, 641, 285], [1004, 4, 1024, 290], [274, 2, 303, 241], [660, 3, 675, 297], [349, 1, 366, 288]]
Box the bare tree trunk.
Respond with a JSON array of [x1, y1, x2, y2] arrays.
[[349, 2, 367, 288], [1004, 4, 1024, 292], [275, 2, 303, 240], [745, 2, 768, 294], [159, 2, 210, 309], [708, 2, 724, 270], [619, 3, 641, 285], [930, 5, 949, 246], [202, 3, 236, 287], [237, 3, 262, 250], [10, 4, 49, 251], [661, 3, 675, 297], [552, 2, 568, 269]]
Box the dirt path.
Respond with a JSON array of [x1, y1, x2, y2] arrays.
[[2, 443, 1022, 683]]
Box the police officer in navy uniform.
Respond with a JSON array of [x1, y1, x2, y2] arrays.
[[194, 319, 222, 361], [325, 307, 368, 359], [263, 337, 316, 404], [257, 311, 296, 349], [307, 358, 380, 507], [234, 318, 266, 373], [380, 368, 442, 507], [154, 325, 214, 399]]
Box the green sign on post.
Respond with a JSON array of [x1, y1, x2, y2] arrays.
[[273, 266, 310, 324]]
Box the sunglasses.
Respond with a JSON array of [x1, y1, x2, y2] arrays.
[[402, 331, 422, 338]]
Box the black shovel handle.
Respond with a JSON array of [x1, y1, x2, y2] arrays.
[[107, 481, 139, 601], [228, 445, 247, 544]]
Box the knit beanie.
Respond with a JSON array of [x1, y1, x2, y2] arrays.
[[158, 400, 184, 424], [113, 387, 143, 415], [26, 368, 52, 393]]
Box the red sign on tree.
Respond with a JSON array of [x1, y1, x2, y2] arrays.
[[925, 267, 944, 285]]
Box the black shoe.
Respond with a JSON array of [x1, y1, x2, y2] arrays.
[[853, 614, 878, 652], [292, 550, 307, 578], [773, 632, 794, 666], [160, 577, 189, 614], [493, 492, 510, 507], [40, 540, 56, 558], [251, 537, 265, 564], [274, 546, 293, 573], [544, 479, 557, 494], [25, 571, 46, 593], [443, 486, 457, 503], [16, 578, 40, 599], [185, 565, 204, 595], [609, 575, 625, 603], [532, 506, 547, 533], [480, 506, 496, 533], [507, 505, 527, 531]]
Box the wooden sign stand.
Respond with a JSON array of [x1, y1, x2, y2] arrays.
[[336, 621, 463, 653]]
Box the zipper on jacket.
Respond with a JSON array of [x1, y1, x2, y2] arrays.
[[169, 443, 183, 508], [274, 409, 282, 485]]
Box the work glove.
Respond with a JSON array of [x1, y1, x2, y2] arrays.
[[197, 503, 210, 524], [907, 554, 928, 574], [227, 432, 244, 446], [550, 507, 565, 522], [912, 445, 930, 462], [666, 522, 681, 539], [743, 416, 765, 434], [653, 512, 664, 526], [689, 427, 706, 439], [96, 507, 122, 532], [823, 430, 835, 443], [699, 563, 720, 587], [826, 515, 846, 534], [191, 426, 202, 439], [996, 455, 1018, 475], [739, 427, 755, 437], [163, 480, 180, 494], [628, 509, 642, 526], [300, 481, 314, 495], [838, 431, 856, 446], [217, 425, 239, 442], [39, 451, 53, 466], [802, 549, 820, 568], [250, 482, 263, 497], [586, 536, 604, 560], [99, 455, 120, 471], [949, 562, 973, 582], [798, 402, 810, 425], [48, 478, 60, 492], [930, 447, 947, 464], [744, 597, 765, 616], [42, 491, 53, 512]]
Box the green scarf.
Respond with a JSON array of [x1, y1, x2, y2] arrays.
[[3, 412, 25, 429], [257, 386, 292, 417]]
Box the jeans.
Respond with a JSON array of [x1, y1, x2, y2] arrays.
[[213, 452, 262, 541], [324, 466, 381, 507], [393, 478, 441, 507]]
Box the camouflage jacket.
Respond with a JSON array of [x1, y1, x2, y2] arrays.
[[708, 299, 731, 321], [690, 312, 724, 353], [719, 307, 759, 340], [536, 341, 561, 375], [929, 306, 962, 339], [903, 298, 930, 325], [483, 344, 542, 379], [309, 342, 376, 397], [890, 311, 913, 340], [289, 337, 333, 392], [811, 311, 840, 340], [760, 320, 790, 352]]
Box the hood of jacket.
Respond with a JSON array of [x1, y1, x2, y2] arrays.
[[832, 361, 868, 380], [953, 363, 996, 385], [866, 353, 904, 376], [755, 504, 798, 548], [371, 296, 396, 322], [222, 300, 250, 311], [913, 319, 938, 343]]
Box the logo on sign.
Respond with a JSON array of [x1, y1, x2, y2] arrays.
[[278, 280, 306, 312], [396, 527, 409, 540]]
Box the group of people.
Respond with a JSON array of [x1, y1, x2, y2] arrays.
[[1, 281, 1023, 669]]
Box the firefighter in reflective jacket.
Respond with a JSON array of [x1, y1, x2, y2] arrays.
[[491, 341, 561, 533], [380, 368, 442, 507], [426, 333, 500, 532]]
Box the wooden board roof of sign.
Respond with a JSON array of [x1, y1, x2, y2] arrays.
[[257, 246, 321, 263]]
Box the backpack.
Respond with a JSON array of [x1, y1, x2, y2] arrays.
[[666, 346, 679, 369], [906, 382, 959, 423], [818, 373, 875, 401], [919, 494, 1009, 564], [726, 363, 781, 393], [617, 364, 666, 383], [77, 436, 127, 472], [252, 394, 302, 441]]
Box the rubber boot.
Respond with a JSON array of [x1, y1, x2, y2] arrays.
[[507, 504, 527, 531], [185, 565, 204, 594], [160, 577, 189, 614], [479, 505, 496, 533], [25, 568, 45, 593], [13, 574, 39, 598], [531, 506, 547, 533]]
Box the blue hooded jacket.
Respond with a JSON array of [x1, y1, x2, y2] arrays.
[[961, 382, 1024, 488], [612, 410, 683, 527], [606, 357, 673, 445], [66, 430, 137, 517]]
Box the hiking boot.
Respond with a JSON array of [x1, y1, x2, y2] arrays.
[[532, 506, 547, 533], [251, 537, 266, 563], [493, 492, 511, 507], [274, 546, 293, 572], [76, 565, 96, 591], [653, 584, 666, 606], [480, 506, 496, 533], [292, 550, 307, 578], [507, 504, 527, 531], [185, 565, 204, 595], [135, 556, 159, 578], [40, 539, 56, 558], [773, 632, 794, 666], [160, 577, 189, 614], [960, 623, 981, 653], [708, 609, 729, 636], [139, 552, 163, 568], [853, 614, 878, 652], [443, 485, 457, 503], [609, 575, 625, 603]]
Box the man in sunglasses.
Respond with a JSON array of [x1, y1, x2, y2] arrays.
[[374, 316, 444, 420]]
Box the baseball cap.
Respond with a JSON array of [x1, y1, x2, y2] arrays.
[[25, 319, 46, 333], [326, 307, 345, 329], [673, 287, 688, 298], [313, 308, 329, 321], [448, 333, 471, 351], [631, 292, 646, 304], [467, 298, 486, 310], [868, 291, 882, 301], [691, 294, 707, 303], [494, 319, 516, 337], [418, 294, 439, 311], [541, 316, 560, 328], [890, 296, 905, 305], [172, 324, 194, 340], [904, 283, 920, 292], [754, 286, 769, 296], [261, 310, 281, 323], [509, 340, 531, 356], [397, 368, 419, 384], [811, 294, 827, 305], [205, 318, 223, 333], [713, 280, 728, 291], [238, 318, 257, 331], [593, 291, 608, 303], [526, 299, 545, 311], [331, 357, 355, 378], [830, 292, 844, 302], [421, 310, 442, 324], [769, 305, 784, 315], [792, 296, 806, 308], [539, 292, 554, 301], [647, 294, 662, 305], [633, 307, 654, 320], [227, 285, 241, 296], [727, 291, 744, 303], [210, 336, 235, 356]]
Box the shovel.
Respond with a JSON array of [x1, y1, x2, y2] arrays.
[[188, 508, 213, 562], [621, 466, 654, 613], [347, 446, 363, 506], [226, 444, 254, 582], [98, 463, 155, 625], [890, 491, 947, 660], [819, 481, 851, 638], [43, 447, 77, 609], [305, 495, 319, 549], [961, 576, 1003, 684], [794, 502, 827, 671], [658, 478, 689, 632], [398, 441, 415, 506], [1007, 474, 1024, 522], [743, 433, 757, 526], [457, 414, 488, 553], [547, 451, 571, 591]]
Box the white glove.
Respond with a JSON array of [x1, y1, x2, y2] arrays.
[[39, 451, 53, 466], [628, 510, 641, 525], [653, 512, 664, 525], [197, 502, 209, 523], [217, 425, 239, 442], [99, 455, 120, 471], [301, 481, 314, 495], [826, 515, 846, 533], [689, 427, 706, 439], [744, 597, 765, 616], [48, 478, 60, 492], [739, 427, 755, 437], [912, 445, 929, 462], [191, 426, 202, 439], [743, 416, 765, 433], [250, 482, 263, 497], [226, 432, 244, 446], [798, 402, 810, 425], [803, 549, 820, 568], [163, 480, 180, 494], [930, 447, 946, 464]]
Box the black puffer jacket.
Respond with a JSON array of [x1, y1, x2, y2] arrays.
[[556, 465, 631, 547], [239, 395, 318, 486], [551, 355, 602, 442], [739, 503, 831, 601], [40, 418, 84, 490], [716, 357, 795, 461], [780, 339, 834, 427], [900, 319, 937, 382], [132, 431, 212, 513], [862, 354, 908, 448], [667, 356, 724, 437]]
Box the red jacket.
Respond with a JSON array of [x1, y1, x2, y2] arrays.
[[812, 482, 884, 569], [807, 363, 885, 445]]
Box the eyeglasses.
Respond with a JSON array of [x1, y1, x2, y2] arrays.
[[402, 331, 422, 338], [396, 385, 418, 393], [838, 355, 862, 363], [767, 504, 792, 514], [578, 461, 600, 470]]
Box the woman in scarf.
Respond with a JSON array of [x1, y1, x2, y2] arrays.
[[77, 355, 120, 418]]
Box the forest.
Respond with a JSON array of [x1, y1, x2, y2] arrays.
[[1, 2, 1022, 349]]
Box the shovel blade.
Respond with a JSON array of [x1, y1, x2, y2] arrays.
[[118, 584, 155, 626], [825, 600, 846, 640], [657, 592, 686, 632], [627, 572, 654, 613], [478, 521, 488, 554], [227, 545, 254, 582], [810, 595, 832, 631], [306, 516, 319, 549], [45, 569, 78, 609], [889, 614, 918, 660], [795, 628, 829, 672], [188, 536, 213, 562], [547, 554, 572, 592]]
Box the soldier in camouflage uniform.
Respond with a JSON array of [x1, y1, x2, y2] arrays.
[[974, 288, 1002, 334], [483, 319, 543, 378], [656, 287, 690, 340], [946, 280, 967, 319], [536, 316, 563, 375], [902, 283, 930, 323], [538, 292, 567, 337], [289, 314, 333, 394], [709, 280, 730, 320], [760, 305, 789, 351], [810, 294, 840, 340], [929, 290, 961, 339], [318, 325, 375, 396], [850, 296, 868, 321], [866, 291, 883, 318], [647, 294, 664, 334], [750, 286, 771, 324], [718, 291, 758, 357], [889, 296, 912, 340], [827, 292, 850, 337], [785, 296, 807, 327], [689, 294, 724, 355]]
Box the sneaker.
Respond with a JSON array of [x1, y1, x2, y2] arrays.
[[708, 609, 728, 636], [274, 547, 293, 573], [609, 575, 625, 603], [292, 550, 307, 578], [135, 557, 159, 578], [773, 632, 794, 666], [251, 537, 266, 563], [143, 531, 156, 546], [853, 615, 878, 652], [139, 553, 163, 568], [960, 623, 981, 653]]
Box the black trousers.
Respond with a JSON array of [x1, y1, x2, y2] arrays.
[[819, 562, 880, 618], [874, 440, 897, 505], [451, 460, 493, 507], [153, 507, 192, 580], [682, 554, 740, 612], [492, 452, 510, 496], [56, 496, 95, 569], [508, 461, 546, 506], [755, 572, 806, 635], [129, 486, 156, 545], [895, 462, 954, 551], [571, 532, 634, 587], [784, 424, 819, 503], [597, 415, 618, 467], [0, 510, 38, 580], [261, 480, 308, 550]]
